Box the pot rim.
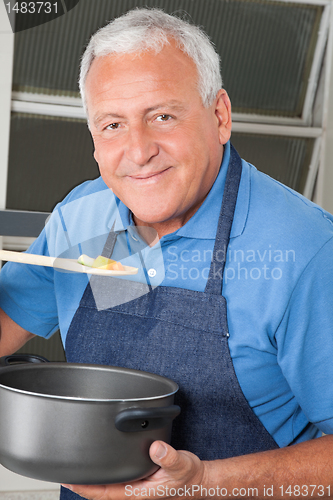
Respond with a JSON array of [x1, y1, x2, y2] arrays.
[[0, 362, 179, 402], [0, 383, 179, 402]]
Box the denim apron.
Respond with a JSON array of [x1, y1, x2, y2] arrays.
[[61, 145, 278, 499]]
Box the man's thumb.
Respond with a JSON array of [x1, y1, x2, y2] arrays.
[[149, 441, 185, 470]]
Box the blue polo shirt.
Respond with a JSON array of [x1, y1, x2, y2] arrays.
[[1, 141, 333, 448]]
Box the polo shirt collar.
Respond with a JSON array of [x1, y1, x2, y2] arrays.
[[113, 141, 248, 240]]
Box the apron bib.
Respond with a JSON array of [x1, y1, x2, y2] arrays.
[[62, 145, 278, 499]]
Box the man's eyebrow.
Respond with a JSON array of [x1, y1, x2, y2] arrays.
[[93, 101, 186, 127], [145, 101, 187, 113], [93, 113, 123, 127]]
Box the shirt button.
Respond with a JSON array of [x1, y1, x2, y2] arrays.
[[148, 268, 157, 278]]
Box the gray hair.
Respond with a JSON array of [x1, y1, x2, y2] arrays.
[[79, 8, 222, 116]]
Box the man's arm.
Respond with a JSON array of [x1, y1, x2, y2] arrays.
[[63, 436, 333, 500], [0, 307, 35, 356]]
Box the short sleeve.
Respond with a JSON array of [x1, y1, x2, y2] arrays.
[[276, 236, 333, 433]]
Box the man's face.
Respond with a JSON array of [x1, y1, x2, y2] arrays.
[[85, 42, 231, 233]]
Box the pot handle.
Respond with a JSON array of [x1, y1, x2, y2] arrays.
[[0, 354, 49, 367], [115, 405, 181, 433]]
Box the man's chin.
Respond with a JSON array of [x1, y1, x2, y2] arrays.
[[130, 205, 171, 226], [131, 213, 166, 227]]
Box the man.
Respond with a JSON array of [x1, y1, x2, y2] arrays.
[[1, 8, 333, 500]]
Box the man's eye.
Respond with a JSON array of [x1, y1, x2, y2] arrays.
[[156, 114, 172, 122], [106, 123, 120, 130]]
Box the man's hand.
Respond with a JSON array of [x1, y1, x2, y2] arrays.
[[61, 435, 333, 500], [62, 440, 208, 500]]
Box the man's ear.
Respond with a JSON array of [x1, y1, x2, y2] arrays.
[[215, 89, 232, 145]]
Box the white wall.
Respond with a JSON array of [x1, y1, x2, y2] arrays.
[[316, 4, 333, 214], [0, 465, 59, 493]]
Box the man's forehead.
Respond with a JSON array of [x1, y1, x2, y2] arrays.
[[85, 47, 201, 123]]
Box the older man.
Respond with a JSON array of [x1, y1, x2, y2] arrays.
[[1, 8, 333, 500]]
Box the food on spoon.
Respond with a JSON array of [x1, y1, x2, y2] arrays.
[[78, 254, 124, 271], [77, 254, 95, 267], [92, 255, 125, 271]]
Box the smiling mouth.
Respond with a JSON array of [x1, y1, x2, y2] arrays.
[[128, 167, 172, 181]]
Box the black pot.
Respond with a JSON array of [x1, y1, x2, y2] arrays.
[[0, 355, 180, 484]]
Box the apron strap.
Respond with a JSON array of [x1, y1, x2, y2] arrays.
[[101, 222, 117, 258], [205, 144, 242, 296]]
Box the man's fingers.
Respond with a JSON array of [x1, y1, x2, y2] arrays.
[[149, 441, 195, 473], [60, 443, 204, 500]]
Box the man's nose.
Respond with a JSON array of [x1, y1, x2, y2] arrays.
[[125, 124, 159, 166]]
